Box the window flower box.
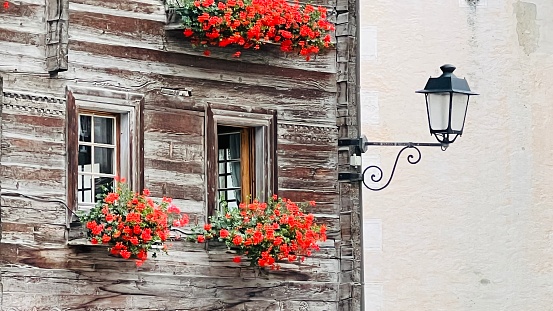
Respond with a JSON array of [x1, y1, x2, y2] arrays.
[[164, 0, 335, 60], [78, 179, 189, 267], [190, 195, 327, 269]]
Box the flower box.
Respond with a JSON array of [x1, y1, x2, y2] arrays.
[[78, 180, 189, 267], [163, 0, 335, 60], [191, 195, 327, 269]]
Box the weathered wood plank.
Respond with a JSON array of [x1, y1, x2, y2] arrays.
[[68, 50, 337, 92], [0, 293, 338, 311], [0, 222, 69, 247], [1, 136, 65, 168], [70, 0, 165, 15], [1, 196, 66, 224], [1, 164, 65, 195], [70, 40, 337, 84], [0, 27, 43, 45], [143, 110, 205, 201]]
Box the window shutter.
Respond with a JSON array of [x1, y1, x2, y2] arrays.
[[66, 90, 78, 212]]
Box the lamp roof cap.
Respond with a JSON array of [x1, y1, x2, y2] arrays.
[[416, 64, 479, 95]]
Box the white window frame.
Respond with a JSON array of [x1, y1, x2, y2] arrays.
[[77, 111, 118, 207]]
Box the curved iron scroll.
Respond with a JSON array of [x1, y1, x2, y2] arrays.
[[361, 145, 422, 191]]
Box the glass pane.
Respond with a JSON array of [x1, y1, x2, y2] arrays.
[[95, 177, 114, 201], [77, 174, 94, 203], [228, 162, 241, 187], [228, 133, 240, 160], [219, 175, 226, 188], [219, 162, 226, 173], [94, 116, 114, 145], [218, 190, 227, 202], [94, 147, 115, 174], [218, 148, 225, 161], [427, 93, 450, 131], [450, 94, 469, 131], [227, 199, 238, 209], [78, 145, 92, 172], [227, 175, 236, 188], [79, 115, 92, 142]]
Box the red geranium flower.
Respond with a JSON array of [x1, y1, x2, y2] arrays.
[[219, 228, 230, 238], [79, 181, 187, 264], [175, 0, 334, 60], [191, 195, 325, 269]]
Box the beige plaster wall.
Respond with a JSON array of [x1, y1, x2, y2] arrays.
[[360, 0, 553, 310]]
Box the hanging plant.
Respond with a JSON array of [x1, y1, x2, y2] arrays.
[[191, 195, 327, 269], [168, 0, 335, 60], [79, 179, 189, 267]]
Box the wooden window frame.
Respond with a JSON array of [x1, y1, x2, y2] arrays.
[[206, 105, 277, 216], [66, 86, 144, 218]]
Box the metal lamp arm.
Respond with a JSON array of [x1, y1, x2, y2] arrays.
[[361, 142, 446, 191], [338, 137, 448, 191]]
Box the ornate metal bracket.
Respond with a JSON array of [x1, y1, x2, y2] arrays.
[[338, 138, 447, 191]]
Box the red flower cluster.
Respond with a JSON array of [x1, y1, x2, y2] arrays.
[[80, 180, 189, 267], [175, 0, 334, 60], [3, 1, 9, 9], [193, 195, 326, 269]]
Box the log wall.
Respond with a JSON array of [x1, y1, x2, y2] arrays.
[[0, 0, 361, 309]]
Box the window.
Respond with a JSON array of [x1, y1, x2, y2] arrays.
[[77, 112, 118, 206], [217, 125, 267, 209], [67, 86, 143, 213], [207, 105, 277, 215]]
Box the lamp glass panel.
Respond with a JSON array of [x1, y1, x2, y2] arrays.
[[427, 93, 451, 131], [451, 93, 469, 131]]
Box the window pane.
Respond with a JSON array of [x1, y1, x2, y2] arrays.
[[451, 94, 469, 131], [227, 200, 238, 209], [95, 177, 114, 201], [94, 147, 115, 174], [94, 116, 114, 145], [77, 174, 94, 203], [427, 93, 450, 131], [78, 145, 92, 172], [218, 190, 227, 201], [228, 133, 240, 160], [79, 115, 92, 142], [228, 162, 241, 187]]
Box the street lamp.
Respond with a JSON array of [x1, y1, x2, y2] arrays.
[[417, 64, 478, 145], [338, 64, 478, 191]]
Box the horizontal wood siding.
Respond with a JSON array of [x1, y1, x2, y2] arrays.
[[0, 91, 67, 251], [0, 0, 359, 308]]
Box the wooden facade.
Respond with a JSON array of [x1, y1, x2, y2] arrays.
[[0, 0, 361, 310]]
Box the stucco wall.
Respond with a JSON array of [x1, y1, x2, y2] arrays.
[[360, 0, 553, 310]]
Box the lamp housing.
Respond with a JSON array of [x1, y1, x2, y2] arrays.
[[416, 64, 478, 145]]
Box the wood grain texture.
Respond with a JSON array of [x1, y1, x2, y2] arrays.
[[0, 0, 361, 307]]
